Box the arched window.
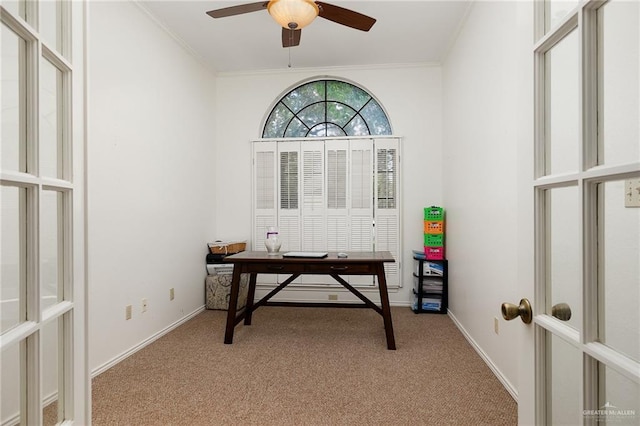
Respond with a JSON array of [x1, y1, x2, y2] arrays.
[[262, 79, 392, 138]]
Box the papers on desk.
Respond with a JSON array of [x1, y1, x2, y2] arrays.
[[282, 251, 328, 258]]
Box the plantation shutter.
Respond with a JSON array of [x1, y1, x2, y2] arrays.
[[301, 140, 326, 251], [348, 139, 376, 286], [349, 138, 374, 251], [277, 141, 301, 253], [253, 141, 277, 252], [252, 142, 278, 284], [252, 137, 401, 289], [374, 138, 400, 286], [325, 140, 349, 252]]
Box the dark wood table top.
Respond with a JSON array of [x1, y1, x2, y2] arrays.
[[223, 251, 395, 264]]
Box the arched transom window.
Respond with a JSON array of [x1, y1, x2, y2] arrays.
[[262, 79, 392, 138]]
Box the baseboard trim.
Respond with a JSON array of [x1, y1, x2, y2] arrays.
[[91, 306, 206, 378], [447, 309, 518, 402]]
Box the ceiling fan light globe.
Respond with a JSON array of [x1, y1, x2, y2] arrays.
[[267, 0, 319, 30]]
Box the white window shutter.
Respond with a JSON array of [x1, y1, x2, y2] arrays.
[[277, 141, 301, 253], [348, 139, 375, 286], [252, 141, 278, 284], [325, 140, 349, 252], [301, 141, 326, 251], [349, 138, 374, 252], [253, 141, 277, 252], [252, 137, 401, 291], [374, 138, 400, 287], [376, 215, 399, 283]]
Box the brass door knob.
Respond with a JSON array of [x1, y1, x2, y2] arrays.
[[501, 298, 532, 324], [551, 303, 572, 321]]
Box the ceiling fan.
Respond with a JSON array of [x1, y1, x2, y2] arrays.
[[206, 0, 376, 48]]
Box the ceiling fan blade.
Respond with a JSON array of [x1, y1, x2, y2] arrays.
[[316, 2, 376, 31], [282, 28, 301, 48], [206, 1, 268, 19]]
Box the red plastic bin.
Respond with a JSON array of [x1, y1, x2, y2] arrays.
[[424, 246, 445, 260]]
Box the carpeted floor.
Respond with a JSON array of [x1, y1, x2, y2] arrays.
[[92, 307, 517, 425]]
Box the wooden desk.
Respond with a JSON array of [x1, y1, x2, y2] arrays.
[[222, 251, 396, 350]]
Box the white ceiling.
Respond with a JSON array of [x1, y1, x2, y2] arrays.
[[138, 1, 472, 73]]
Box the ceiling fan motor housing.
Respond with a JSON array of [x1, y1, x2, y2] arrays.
[[267, 0, 320, 30]]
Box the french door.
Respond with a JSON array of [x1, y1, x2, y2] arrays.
[[518, 0, 640, 424], [1, 1, 87, 424]]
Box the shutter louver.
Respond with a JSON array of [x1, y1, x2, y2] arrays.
[[326, 142, 349, 256], [303, 150, 323, 211], [350, 216, 373, 251], [327, 216, 348, 251], [302, 216, 325, 251], [279, 216, 300, 252], [280, 151, 298, 210], [351, 149, 371, 209], [376, 148, 396, 209], [301, 142, 326, 258], [376, 215, 399, 277], [255, 151, 275, 209], [278, 141, 301, 284], [327, 149, 347, 209]]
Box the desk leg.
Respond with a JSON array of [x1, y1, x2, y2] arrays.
[[376, 264, 396, 350], [224, 265, 242, 344], [244, 273, 257, 325]]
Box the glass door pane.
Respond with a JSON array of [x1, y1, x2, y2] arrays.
[[42, 318, 61, 425], [0, 343, 22, 424], [545, 30, 580, 175], [41, 190, 64, 310], [545, 0, 578, 31], [40, 0, 63, 55], [597, 0, 640, 167], [547, 186, 582, 331], [40, 58, 64, 179], [1, 23, 27, 173], [2, 0, 27, 20], [547, 333, 582, 425], [583, 361, 640, 424], [1, 185, 26, 333], [598, 179, 640, 363]]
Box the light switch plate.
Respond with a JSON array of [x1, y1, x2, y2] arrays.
[[625, 179, 640, 208]]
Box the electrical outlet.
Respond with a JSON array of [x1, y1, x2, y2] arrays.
[[125, 305, 132, 320], [625, 179, 640, 207], [142, 298, 148, 313], [494, 317, 499, 335], [328, 294, 338, 301], [170, 288, 175, 301]]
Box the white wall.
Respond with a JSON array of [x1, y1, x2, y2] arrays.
[[442, 0, 532, 395], [213, 65, 443, 305], [87, 1, 217, 372]]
